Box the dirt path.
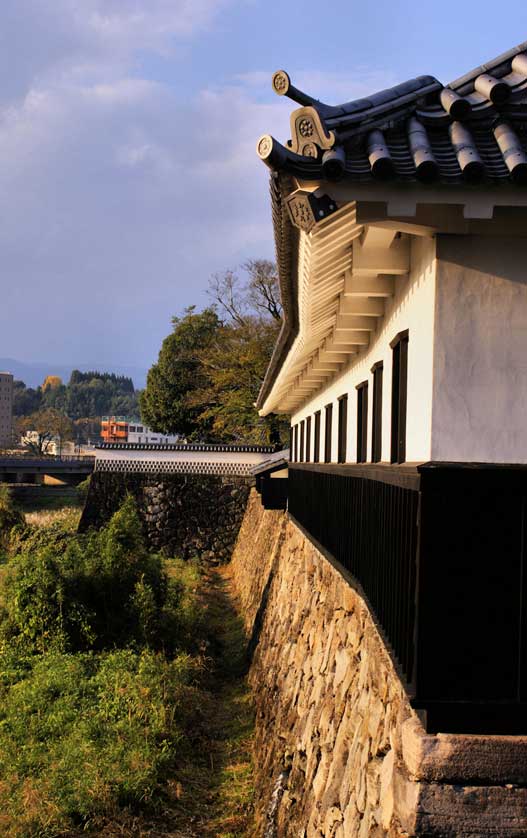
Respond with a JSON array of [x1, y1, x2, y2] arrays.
[[127, 565, 256, 838]]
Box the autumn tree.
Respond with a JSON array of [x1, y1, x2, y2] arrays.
[[141, 261, 288, 445], [17, 409, 74, 455]]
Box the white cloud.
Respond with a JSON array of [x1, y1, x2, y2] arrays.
[[0, 2, 393, 374]]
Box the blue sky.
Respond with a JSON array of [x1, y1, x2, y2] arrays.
[[0, 1, 524, 380]]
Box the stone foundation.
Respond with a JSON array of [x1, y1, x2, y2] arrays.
[[231, 489, 527, 837], [79, 471, 251, 562]]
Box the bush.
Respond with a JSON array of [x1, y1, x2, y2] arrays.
[[1, 496, 201, 655], [0, 496, 209, 836], [76, 475, 91, 503], [0, 646, 203, 837], [0, 484, 25, 560]]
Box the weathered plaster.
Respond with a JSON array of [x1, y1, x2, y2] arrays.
[[432, 235, 527, 463]]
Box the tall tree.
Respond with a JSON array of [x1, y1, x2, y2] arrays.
[[141, 261, 288, 445], [139, 307, 220, 439]]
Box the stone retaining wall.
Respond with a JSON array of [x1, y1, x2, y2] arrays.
[[231, 489, 527, 837], [80, 471, 251, 562]]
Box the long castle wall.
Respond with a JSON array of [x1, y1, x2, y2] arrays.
[[231, 490, 527, 837], [80, 471, 251, 562]]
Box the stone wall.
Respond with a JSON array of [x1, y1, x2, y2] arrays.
[[80, 471, 251, 562], [231, 490, 527, 837]]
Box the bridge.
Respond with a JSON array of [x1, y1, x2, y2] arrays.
[[0, 456, 95, 485]]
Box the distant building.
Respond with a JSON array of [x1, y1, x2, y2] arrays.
[[127, 422, 181, 445], [100, 416, 129, 443], [0, 372, 13, 449], [100, 416, 181, 445]]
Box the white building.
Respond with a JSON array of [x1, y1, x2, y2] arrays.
[[254, 42, 527, 736], [126, 422, 182, 445], [0, 372, 13, 449], [257, 47, 527, 466]]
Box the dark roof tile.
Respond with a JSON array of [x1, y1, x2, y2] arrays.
[[258, 42, 527, 186]]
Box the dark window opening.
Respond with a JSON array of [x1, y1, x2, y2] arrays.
[[324, 403, 333, 463], [337, 394, 348, 463], [299, 420, 305, 462], [356, 381, 368, 463], [314, 411, 321, 463], [371, 361, 384, 463], [293, 424, 298, 462], [390, 330, 409, 464], [305, 416, 312, 463]]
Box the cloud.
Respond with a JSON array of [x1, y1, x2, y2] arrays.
[[0, 0, 233, 103], [0, 2, 393, 375]]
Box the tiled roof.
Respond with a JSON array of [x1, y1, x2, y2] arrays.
[[257, 42, 527, 185], [250, 449, 290, 475], [96, 442, 277, 453]]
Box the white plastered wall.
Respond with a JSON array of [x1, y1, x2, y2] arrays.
[[432, 235, 527, 463], [291, 236, 437, 463]]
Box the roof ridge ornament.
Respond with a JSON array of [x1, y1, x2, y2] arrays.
[[289, 106, 335, 157]]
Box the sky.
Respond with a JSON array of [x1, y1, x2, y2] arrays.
[[0, 0, 524, 379]]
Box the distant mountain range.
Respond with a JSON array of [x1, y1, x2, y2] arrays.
[[0, 358, 148, 391]]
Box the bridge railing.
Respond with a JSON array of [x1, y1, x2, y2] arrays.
[[289, 462, 527, 735], [0, 455, 95, 468]]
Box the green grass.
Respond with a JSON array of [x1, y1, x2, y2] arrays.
[[0, 492, 255, 837], [0, 647, 203, 838]]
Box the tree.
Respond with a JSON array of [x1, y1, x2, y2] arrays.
[[140, 307, 221, 439], [191, 317, 285, 444], [42, 375, 63, 391], [207, 260, 282, 326], [141, 260, 288, 445], [12, 381, 42, 417], [17, 409, 74, 455], [12, 373, 139, 420]]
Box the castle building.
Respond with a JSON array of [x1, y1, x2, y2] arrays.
[[256, 42, 527, 734], [0, 372, 13, 449]]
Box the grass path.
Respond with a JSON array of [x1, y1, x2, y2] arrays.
[[122, 564, 256, 838], [184, 564, 255, 838]]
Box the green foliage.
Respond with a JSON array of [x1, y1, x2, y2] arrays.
[[140, 306, 221, 440], [0, 647, 202, 837], [0, 485, 25, 560], [76, 475, 91, 503], [192, 317, 285, 444], [13, 370, 139, 421], [1, 497, 202, 655], [140, 260, 289, 444], [0, 498, 209, 836]]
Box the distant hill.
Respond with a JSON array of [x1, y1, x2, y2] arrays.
[[0, 358, 147, 390]]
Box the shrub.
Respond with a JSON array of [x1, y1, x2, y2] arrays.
[[0, 484, 25, 561], [1, 496, 202, 655], [76, 475, 91, 503], [0, 496, 209, 837]]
